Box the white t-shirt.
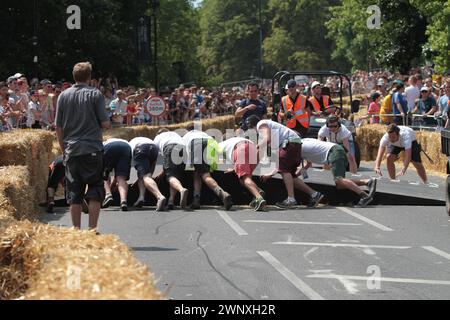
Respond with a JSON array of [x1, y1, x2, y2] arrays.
[[129, 137, 156, 152], [301, 138, 337, 165], [27, 101, 40, 127], [183, 130, 211, 147], [219, 137, 252, 163], [154, 132, 185, 154], [404, 86, 420, 112], [380, 126, 416, 149], [103, 138, 129, 147], [318, 124, 353, 143], [257, 120, 300, 148]]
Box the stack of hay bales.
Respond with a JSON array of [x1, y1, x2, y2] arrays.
[[0, 130, 55, 207], [0, 167, 34, 220]]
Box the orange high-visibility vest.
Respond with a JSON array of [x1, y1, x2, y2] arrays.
[[309, 95, 330, 113], [281, 95, 309, 129]]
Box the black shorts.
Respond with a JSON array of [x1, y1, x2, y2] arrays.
[[47, 155, 65, 190], [133, 143, 159, 178], [189, 138, 210, 175], [163, 144, 186, 180], [65, 152, 105, 205], [103, 141, 132, 180], [279, 142, 302, 176], [388, 140, 422, 163]]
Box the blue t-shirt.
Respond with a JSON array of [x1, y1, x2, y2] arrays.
[[438, 95, 449, 114], [239, 98, 267, 130], [392, 92, 408, 115]]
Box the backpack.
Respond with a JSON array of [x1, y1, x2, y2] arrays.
[[380, 94, 393, 123]]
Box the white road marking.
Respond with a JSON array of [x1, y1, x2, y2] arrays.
[[307, 274, 450, 286], [244, 220, 362, 226], [215, 210, 248, 236], [409, 181, 420, 186], [257, 251, 324, 300], [422, 246, 450, 261], [336, 276, 359, 294], [336, 207, 394, 232], [426, 183, 439, 188], [273, 242, 411, 250]]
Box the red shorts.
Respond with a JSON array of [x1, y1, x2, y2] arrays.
[[278, 142, 302, 176], [233, 142, 258, 179]]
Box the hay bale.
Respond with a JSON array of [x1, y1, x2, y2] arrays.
[[0, 166, 35, 220], [416, 131, 447, 173], [0, 221, 163, 300], [0, 130, 55, 204]]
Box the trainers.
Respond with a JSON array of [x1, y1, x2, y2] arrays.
[[133, 199, 145, 208], [220, 191, 233, 211], [156, 197, 166, 212], [275, 198, 297, 209], [102, 195, 113, 209], [46, 202, 55, 214], [355, 195, 373, 208], [166, 203, 175, 211], [120, 201, 128, 212], [307, 192, 324, 208], [249, 198, 257, 208], [180, 189, 189, 209], [367, 178, 377, 198], [254, 198, 267, 212], [191, 196, 201, 210], [82, 199, 89, 214]]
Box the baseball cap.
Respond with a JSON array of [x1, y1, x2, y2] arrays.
[[286, 79, 297, 88], [311, 81, 322, 89], [13, 73, 24, 79], [41, 79, 52, 85], [420, 86, 429, 92], [7, 76, 17, 84]]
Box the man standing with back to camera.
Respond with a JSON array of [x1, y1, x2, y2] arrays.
[[55, 62, 111, 232]]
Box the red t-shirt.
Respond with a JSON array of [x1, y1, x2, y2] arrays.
[[368, 102, 380, 124]]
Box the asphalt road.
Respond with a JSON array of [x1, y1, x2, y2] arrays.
[[42, 203, 450, 300]]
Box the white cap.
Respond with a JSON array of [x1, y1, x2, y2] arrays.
[[14, 73, 24, 79], [311, 81, 322, 89], [420, 86, 429, 92]]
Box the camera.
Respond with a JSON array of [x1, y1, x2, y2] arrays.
[[286, 111, 294, 120]]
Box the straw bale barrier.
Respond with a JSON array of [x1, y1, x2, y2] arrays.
[[0, 130, 55, 207], [0, 222, 163, 300], [0, 166, 34, 220], [356, 124, 447, 173]]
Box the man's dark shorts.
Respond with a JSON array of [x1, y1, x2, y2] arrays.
[[328, 145, 348, 181], [163, 144, 186, 181], [278, 142, 302, 176], [65, 152, 105, 205], [103, 141, 132, 180], [388, 140, 422, 163], [133, 143, 159, 178], [190, 138, 211, 175]]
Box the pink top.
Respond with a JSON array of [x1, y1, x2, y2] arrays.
[[368, 102, 380, 124]]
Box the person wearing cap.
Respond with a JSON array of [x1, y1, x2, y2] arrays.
[[309, 81, 334, 116], [374, 124, 429, 184], [7, 76, 20, 103], [246, 116, 324, 209], [412, 86, 437, 126], [279, 79, 313, 137], [235, 82, 267, 132], [391, 81, 408, 125]]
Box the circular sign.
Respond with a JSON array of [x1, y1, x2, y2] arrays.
[[146, 97, 166, 117]]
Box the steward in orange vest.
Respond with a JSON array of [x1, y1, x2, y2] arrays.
[[278, 80, 312, 137], [309, 81, 334, 116]]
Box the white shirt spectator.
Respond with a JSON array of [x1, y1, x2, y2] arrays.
[[380, 126, 416, 149], [109, 98, 128, 114], [301, 138, 337, 164], [404, 85, 420, 112], [256, 120, 301, 148], [129, 137, 156, 152], [318, 124, 353, 143], [154, 132, 185, 154], [26, 100, 40, 128]]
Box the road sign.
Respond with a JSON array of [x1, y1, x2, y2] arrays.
[[146, 97, 165, 117]]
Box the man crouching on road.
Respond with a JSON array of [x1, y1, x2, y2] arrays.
[[374, 123, 429, 184], [55, 62, 111, 232], [301, 138, 377, 208]]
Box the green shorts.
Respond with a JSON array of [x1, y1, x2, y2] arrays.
[[328, 145, 348, 181]]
